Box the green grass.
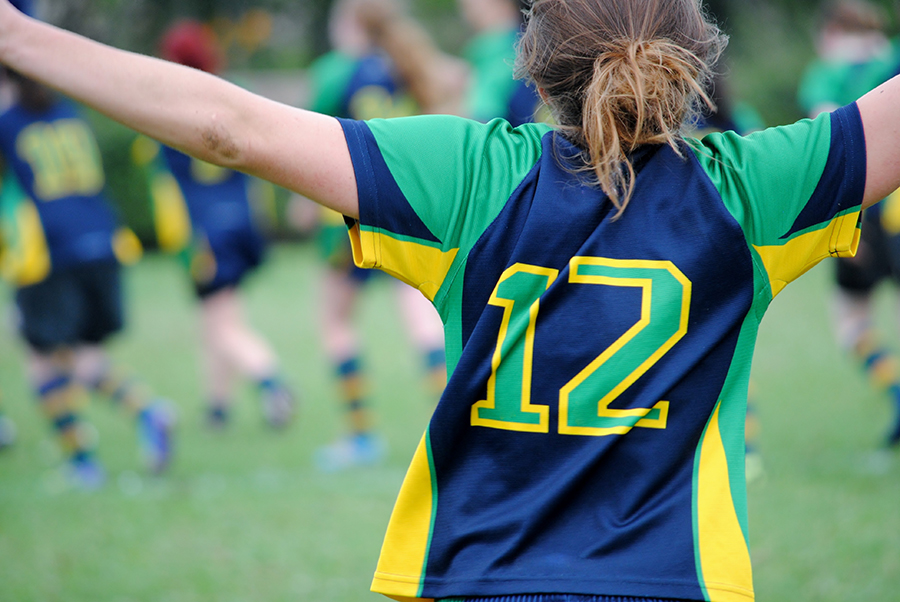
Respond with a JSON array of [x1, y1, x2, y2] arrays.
[[1, 242, 900, 601]]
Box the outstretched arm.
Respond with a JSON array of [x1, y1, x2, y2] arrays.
[[858, 75, 900, 210], [0, 3, 360, 218]]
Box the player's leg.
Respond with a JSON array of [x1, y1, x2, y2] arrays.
[[832, 216, 900, 446], [27, 346, 105, 488], [394, 281, 447, 400], [72, 261, 174, 473], [16, 268, 105, 487], [200, 323, 237, 428], [314, 266, 384, 471], [832, 288, 900, 445], [881, 204, 900, 446], [198, 286, 295, 428], [73, 344, 174, 474]]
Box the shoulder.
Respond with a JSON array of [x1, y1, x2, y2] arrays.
[[352, 115, 551, 167], [687, 111, 834, 169]]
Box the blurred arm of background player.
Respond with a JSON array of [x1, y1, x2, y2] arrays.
[[0, 1, 898, 213]]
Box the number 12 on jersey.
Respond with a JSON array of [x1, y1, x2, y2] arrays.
[[471, 257, 692, 437]]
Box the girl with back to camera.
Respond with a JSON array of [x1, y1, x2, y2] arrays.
[[1, 0, 898, 600]]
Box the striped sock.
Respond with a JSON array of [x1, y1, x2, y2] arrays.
[[856, 336, 900, 394], [36, 375, 94, 461], [336, 357, 370, 434], [89, 367, 151, 416]]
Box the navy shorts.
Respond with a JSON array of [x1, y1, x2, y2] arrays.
[[193, 224, 265, 299], [835, 207, 900, 294], [16, 261, 123, 352]]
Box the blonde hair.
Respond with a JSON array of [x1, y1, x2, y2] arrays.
[[516, 0, 727, 217]]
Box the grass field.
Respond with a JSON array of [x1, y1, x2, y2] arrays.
[[1, 241, 900, 602]]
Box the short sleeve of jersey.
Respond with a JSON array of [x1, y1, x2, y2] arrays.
[[340, 115, 550, 307], [690, 103, 865, 296]]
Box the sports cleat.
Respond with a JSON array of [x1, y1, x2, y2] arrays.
[[67, 454, 106, 490], [261, 385, 296, 430], [0, 414, 16, 450], [314, 432, 386, 473], [138, 400, 175, 474]]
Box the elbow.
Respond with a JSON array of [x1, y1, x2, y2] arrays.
[[197, 113, 245, 168]]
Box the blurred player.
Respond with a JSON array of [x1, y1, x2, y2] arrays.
[[0, 69, 173, 488], [135, 21, 295, 430], [799, 0, 900, 447], [457, 0, 546, 125], [306, 0, 456, 471]]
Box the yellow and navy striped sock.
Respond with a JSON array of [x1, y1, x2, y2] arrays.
[[337, 357, 370, 434], [88, 367, 151, 417], [856, 338, 900, 394], [36, 374, 93, 461]]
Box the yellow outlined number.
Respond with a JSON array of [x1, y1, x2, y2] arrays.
[[16, 119, 105, 201], [471, 264, 558, 432], [472, 258, 691, 436]]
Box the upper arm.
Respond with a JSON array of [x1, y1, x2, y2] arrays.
[[235, 97, 360, 219], [858, 75, 900, 209]]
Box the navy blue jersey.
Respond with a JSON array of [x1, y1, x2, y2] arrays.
[[0, 98, 121, 280], [156, 145, 266, 294], [310, 51, 416, 121], [339, 105, 865, 601]]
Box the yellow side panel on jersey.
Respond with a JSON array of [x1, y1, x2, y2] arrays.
[[371, 432, 434, 602], [349, 223, 458, 303], [1, 200, 50, 286], [150, 172, 192, 253], [753, 209, 860, 298], [696, 403, 754, 602]]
